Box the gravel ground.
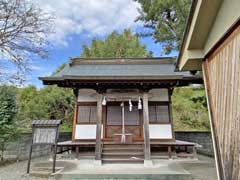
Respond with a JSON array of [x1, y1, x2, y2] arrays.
[[0, 155, 217, 180], [179, 155, 217, 180], [0, 156, 54, 180]]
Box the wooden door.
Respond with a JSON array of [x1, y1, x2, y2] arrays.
[[103, 102, 143, 141]]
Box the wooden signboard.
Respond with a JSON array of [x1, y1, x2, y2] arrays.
[[27, 120, 62, 174]]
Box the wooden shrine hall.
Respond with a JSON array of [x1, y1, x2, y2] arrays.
[[40, 57, 202, 164]]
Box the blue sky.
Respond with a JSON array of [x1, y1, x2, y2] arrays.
[[4, 0, 178, 89]]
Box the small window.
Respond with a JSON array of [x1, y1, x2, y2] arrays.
[[77, 105, 97, 123], [149, 104, 170, 124]]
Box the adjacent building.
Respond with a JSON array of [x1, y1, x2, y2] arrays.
[[176, 0, 240, 179]]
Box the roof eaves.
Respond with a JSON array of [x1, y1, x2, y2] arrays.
[[39, 77, 64, 81], [62, 75, 184, 80], [175, 0, 198, 71]]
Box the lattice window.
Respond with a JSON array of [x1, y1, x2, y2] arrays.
[[77, 105, 97, 123], [149, 104, 170, 124], [124, 106, 140, 125], [107, 106, 122, 125], [107, 104, 140, 125]]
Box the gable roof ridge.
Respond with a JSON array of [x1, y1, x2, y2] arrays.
[[69, 57, 176, 66]]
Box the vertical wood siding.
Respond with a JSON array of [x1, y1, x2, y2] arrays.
[[203, 25, 240, 180]]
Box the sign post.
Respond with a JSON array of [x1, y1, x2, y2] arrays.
[[27, 120, 62, 174]]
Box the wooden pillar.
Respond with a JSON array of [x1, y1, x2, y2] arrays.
[[168, 146, 172, 159], [193, 146, 197, 159], [52, 125, 59, 173], [26, 144, 33, 173], [75, 146, 79, 159], [168, 88, 175, 140], [143, 92, 151, 160], [95, 94, 103, 160], [72, 88, 79, 142], [27, 127, 34, 174]]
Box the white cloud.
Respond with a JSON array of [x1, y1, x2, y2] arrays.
[[37, 0, 141, 46]]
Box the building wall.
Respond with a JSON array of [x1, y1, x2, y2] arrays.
[[75, 88, 171, 140], [78, 89, 98, 102], [203, 24, 240, 180]]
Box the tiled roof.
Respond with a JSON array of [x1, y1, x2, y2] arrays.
[[40, 57, 197, 81], [32, 120, 62, 126]]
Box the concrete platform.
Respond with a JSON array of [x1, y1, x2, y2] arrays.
[[28, 155, 217, 180], [52, 159, 192, 179]]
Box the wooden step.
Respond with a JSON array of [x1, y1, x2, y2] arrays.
[[102, 158, 144, 164], [103, 144, 143, 148], [102, 152, 144, 159], [102, 152, 144, 156], [101, 143, 144, 164], [102, 147, 143, 152]]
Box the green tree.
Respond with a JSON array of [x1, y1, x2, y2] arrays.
[[135, 0, 191, 54], [16, 85, 38, 128], [172, 87, 210, 131], [81, 29, 152, 58], [0, 86, 18, 161], [16, 85, 74, 131]]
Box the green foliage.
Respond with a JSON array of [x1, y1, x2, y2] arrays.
[[81, 29, 152, 58], [0, 86, 17, 128], [0, 86, 18, 161], [16, 85, 74, 131], [172, 87, 210, 131], [135, 0, 191, 54]]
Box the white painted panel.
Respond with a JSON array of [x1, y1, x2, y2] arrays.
[[75, 124, 103, 139], [78, 89, 98, 102], [148, 89, 169, 101], [149, 124, 172, 139]]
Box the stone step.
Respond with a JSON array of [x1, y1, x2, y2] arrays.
[[30, 170, 52, 178], [30, 166, 63, 178]]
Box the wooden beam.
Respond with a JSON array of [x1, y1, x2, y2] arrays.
[[143, 92, 151, 160], [95, 94, 103, 160]]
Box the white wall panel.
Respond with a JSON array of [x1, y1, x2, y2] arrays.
[[148, 89, 169, 101], [75, 124, 103, 139], [78, 89, 98, 102], [149, 124, 172, 139]]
